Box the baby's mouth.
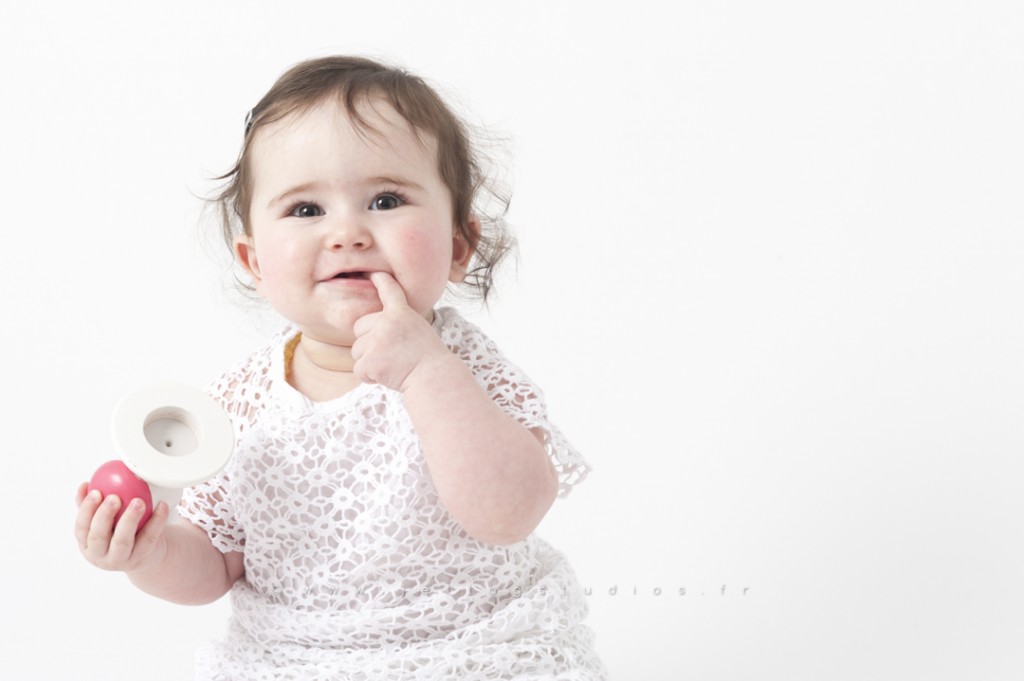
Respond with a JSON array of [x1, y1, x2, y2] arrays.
[[331, 271, 371, 280]]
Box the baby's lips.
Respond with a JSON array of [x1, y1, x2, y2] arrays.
[[329, 271, 371, 280], [322, 266, 386, 281]]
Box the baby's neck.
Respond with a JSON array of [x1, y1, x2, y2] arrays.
[[296, 335, 355, 372], [289, 335, 361, 401]]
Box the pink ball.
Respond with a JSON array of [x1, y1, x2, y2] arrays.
[[89, 460, 154, 530]]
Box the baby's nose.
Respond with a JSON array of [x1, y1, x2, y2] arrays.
[[328, 216, 372, 249]]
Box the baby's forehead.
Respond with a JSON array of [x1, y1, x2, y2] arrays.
[[247, 95, 443, 192], [267, 96, 436, 154]]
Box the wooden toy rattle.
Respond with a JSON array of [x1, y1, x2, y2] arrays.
[[88, 383, 234, 531]]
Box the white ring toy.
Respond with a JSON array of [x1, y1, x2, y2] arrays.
[[111, 382, 234, 521]]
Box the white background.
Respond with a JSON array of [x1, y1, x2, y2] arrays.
[[2, 1, 1023, 679]]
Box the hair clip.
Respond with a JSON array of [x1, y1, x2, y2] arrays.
[[244, 109, 255, 135]]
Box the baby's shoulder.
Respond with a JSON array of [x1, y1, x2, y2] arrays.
[[434, 306, 502, 360], [206, 325, 294, 414], [434, 307, 537, 389]]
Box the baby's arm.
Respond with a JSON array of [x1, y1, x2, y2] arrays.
[[74, 483, 244, 605], [353, 274, 559, 546], [402, 355, 558, 545]]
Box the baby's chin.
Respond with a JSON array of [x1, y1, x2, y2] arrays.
[[298, 317, 365, 347], [318, 301, 384, 332]]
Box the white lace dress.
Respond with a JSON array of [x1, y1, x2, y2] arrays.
[[179, 307, 607, 680]]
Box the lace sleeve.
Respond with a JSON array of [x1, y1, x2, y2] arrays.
[[438, 309, 591, 497], [175, 338, 278, 553], [178, 469, 244, 553]]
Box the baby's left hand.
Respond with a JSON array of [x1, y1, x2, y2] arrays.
[[351, 272, 450, 392]]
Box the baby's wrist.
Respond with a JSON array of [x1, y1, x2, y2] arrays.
[[400, 349, 462, 394], [126, 541, 166, 576]]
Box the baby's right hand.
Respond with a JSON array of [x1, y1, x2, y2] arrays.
[[74, 482, 170, 573]]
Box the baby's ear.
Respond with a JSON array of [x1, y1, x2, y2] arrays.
[[234, 234, 262, 283], [449, 217, 480, 282]]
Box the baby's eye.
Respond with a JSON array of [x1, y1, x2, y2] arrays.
[[369, 194, 404, 211], [289, 203, 324, 218]]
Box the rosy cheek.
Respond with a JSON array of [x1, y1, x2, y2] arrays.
[[259, 240, 304, 277]]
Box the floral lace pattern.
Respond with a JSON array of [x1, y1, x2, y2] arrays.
[[179, 308, 605, 679]]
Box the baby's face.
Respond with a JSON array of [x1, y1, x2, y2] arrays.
[[238, 98, 470, 346]]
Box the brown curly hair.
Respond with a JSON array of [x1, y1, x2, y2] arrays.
[[210, 55, 513, 301]]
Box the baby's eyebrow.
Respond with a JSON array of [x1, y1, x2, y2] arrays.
[[268, 177, 426, 209], [269, 182, 322, 209], [367, 176, 426, 192]]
